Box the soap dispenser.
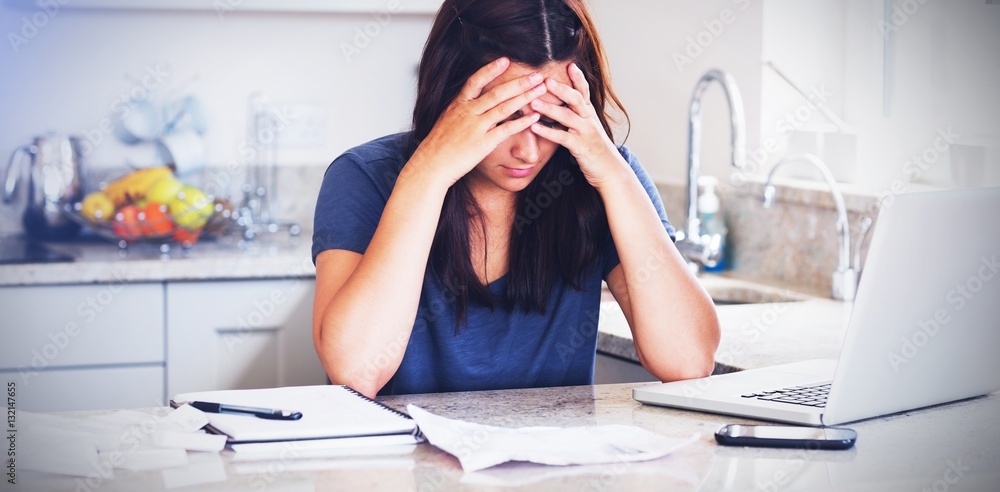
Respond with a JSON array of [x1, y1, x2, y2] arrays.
[[698, 176, 727, 272]]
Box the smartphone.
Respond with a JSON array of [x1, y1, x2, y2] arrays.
[[714, 424, 857, 450]]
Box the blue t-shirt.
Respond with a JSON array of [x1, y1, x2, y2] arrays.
[[312, 132, 674, 395]]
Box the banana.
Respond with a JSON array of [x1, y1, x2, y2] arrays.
[[101, 166, 173, 208]]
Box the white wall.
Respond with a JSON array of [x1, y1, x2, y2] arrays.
[[1, 0, 766, 206], [843, 0, 1000, 193], [3, 0, 995, 201], [592, 0, 1000, 193], [0, 4, 434, 172], [588, 0, 763, 186]]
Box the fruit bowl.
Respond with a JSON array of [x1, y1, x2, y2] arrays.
[[66, 166, 236, 247], [64, 200, 235, 247]]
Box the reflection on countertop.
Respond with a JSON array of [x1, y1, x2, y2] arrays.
[[0, 232, 315, 286]]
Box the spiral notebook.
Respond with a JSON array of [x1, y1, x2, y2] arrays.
[[170, 385, 418, 444]]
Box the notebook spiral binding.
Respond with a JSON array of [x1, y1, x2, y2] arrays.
[[341, 386, 425, 441], [341, 385, 410, 419]]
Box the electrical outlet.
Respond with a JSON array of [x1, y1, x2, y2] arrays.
[[273, 103, 325, 146]]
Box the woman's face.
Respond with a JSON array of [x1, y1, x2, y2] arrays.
[[469, 61, 573, 196]]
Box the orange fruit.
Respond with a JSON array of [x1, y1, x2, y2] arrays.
[[172, 227, 201, 246], [141, 202, 175, 236], [111, 204, 143, 241]]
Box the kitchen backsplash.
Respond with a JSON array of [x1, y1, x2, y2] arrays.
[[656, 180, 879, 297]]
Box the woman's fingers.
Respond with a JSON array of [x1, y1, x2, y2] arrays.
[[482, 82, 547, 124], [568, 63, 592, 108], [488, 112, 540, 144], [473, 71, 544, 116], [545, 76, 590, 118], [529, 120, 571, 146], [529, 99, 581, 131], [457, 57, 510, 101]]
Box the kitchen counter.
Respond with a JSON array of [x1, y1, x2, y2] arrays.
[[0, 234, 315, 286], [9, 240, 995, 490], [3, 238, 847, 373], [598, 275, 850, 371], [14, 383, 999, 491]]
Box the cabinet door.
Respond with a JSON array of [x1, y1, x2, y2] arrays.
[[166, 279, 324, 396], [0, 283, 164, 370]]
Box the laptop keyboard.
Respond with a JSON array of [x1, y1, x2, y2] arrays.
[[740, 382, 832, 408]]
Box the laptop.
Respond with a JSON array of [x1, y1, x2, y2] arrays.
[[633, 187, 1000, 426]]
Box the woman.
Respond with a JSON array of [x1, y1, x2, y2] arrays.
[[312, 0, 720, 398]]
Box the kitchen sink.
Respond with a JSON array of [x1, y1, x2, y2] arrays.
[[701, 275, 811, 305], [707, 285, 809, 305], [600, 274, 813, 305]]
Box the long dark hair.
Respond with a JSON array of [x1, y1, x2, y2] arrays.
[[410, 0, 630, 328]]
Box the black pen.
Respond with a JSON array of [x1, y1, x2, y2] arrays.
[[189, 401, 303, 421]]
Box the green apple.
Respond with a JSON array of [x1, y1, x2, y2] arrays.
[[146, 176, 183, 205], [168, 185, 214, 230]]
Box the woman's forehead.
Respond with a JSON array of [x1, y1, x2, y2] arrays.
[[484, 61, 572, 104]]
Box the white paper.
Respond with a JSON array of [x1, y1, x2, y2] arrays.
[[18, 412, 122, 451], [103, 448, 189, 472], [152, 430, 227, 452], [19, 423, 107, 478], [15, 405, 212, 477], [407, 404, 699, 472], [230, 433, 418, 461], [160, 403, 211, 432]]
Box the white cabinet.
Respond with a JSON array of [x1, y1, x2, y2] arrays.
[[0, 283, 165, 411], [165, 279, 325, 396]]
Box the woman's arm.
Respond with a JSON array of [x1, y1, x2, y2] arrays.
[[313, 57, 548, 397], [599, 184, 720, 380], [528, 63, 719, 380], [313, 164, 450, 399]]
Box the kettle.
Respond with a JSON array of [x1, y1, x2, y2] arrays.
[[4, 134, 83, 240]]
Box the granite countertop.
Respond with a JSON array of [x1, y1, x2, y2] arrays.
[[17, 383, 999, 491], [598, 275, 850, 370], [0, 234, 316, 286]]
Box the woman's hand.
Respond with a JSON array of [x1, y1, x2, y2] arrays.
[[527, 63, 627, 189], [410, 57, 548, 187]]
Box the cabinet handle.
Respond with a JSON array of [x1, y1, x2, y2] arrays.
[[214, 326, 282, 334]]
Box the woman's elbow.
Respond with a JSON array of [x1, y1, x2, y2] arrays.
[[643, 320, 720, 381], [647, 352, 716, 382], [318, 351, 384, 399], [330, 371, 382, 399], [313, 325, 396, 399]]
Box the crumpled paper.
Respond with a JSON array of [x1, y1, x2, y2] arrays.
[[407, 404, 698, 472]]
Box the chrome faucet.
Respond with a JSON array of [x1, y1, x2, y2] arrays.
[[762, 153, 857, 301], [675, 69, 746, 269]]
